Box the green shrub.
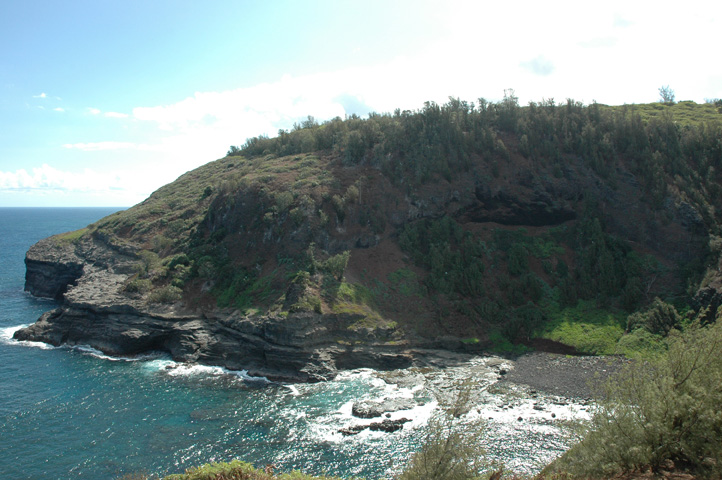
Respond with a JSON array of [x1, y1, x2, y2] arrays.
[[275, 191, 294, 212], [138, 250, 162, 275], [507, 244, 529, 276], [321, 251, 350, 280], [614, 328, 666, 359], [331, 194, 345, 221], [289, 207, 304, 226], [289, 294, 322, 314], [344, 185, 359, 203], [161, 459, 344, 479], [550, 320, 722, 478], [124, 278, 152, 294], [539, 301, 625, 355], [626, 297, 682, 335], [148, 285, 182, 304], [152, 235, 173, 253], [398, 388, 491, 480]]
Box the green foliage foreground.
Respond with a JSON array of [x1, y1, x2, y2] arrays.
[[548, 317, 722, 478], [158, 460, 347, 480]]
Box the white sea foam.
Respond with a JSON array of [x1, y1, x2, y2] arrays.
[[59, 345, 272, 383], [474, 392, 592, 424], [2, 330, 270, 385], [0, 324, 55, 350], [157, 361, 270, 383], [67, 344, 167, 362]]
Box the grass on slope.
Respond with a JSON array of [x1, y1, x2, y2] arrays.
[[537, 300, 626, 355], [602, 100, 722, 127]]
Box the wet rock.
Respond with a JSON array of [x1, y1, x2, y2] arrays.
[[17, 230, 419, 382], [339, 425, 369, 436], [339, 418, 411, 435], [352, 397, 416, 419], [369, 418, 411, 433]]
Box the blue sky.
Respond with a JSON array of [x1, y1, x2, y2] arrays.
[[1, 0, 721, 207]]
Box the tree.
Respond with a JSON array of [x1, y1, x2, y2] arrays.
[[549, 319, 722, 478], [398, 386, 493, 480], [497, 88, 519, 132], [658, 85, 675, 104]]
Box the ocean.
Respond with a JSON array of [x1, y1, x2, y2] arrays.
[[0, 208, 584, 480]]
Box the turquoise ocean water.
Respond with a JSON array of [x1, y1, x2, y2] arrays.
[[0, 208, 580, 480]]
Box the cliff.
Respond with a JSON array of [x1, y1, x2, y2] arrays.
[[16, 234, 420, 381], [14, 98, 722, 378]]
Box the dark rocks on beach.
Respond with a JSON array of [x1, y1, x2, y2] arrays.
[[370, 418, 411, 433], [339, 425, 369, 436], [339, 418, 411, 436], [500, 352, 626, 398]]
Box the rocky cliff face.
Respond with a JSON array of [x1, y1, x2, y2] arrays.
[[24, 240, 85, 299], [15, 233, 426, 382], [14, 303, 415, 382]]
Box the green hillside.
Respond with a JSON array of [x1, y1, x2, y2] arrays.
[[66, 96, 721, 355], [64, 96, 722, 480]]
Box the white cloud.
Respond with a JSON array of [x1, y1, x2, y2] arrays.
[[1, 164, 114, 191], [520, 56, 555, 77], [87, 107, 129, 118], [0, 163, 155, 206], [54, 107, 65, 112], [33, 92, 47, 99]]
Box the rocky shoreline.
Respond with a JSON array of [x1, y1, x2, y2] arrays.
[[15, 233, 627, 395], [14, 234, 416, 382], [499, 351, 628, 399], [15, 235, 494, 383], [330, 350, 615, 439]]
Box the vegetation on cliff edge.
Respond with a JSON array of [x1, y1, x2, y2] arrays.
[[63, 94, 722, 354]]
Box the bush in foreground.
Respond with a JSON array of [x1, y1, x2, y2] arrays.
[[158, 459, 347, 480], [547, 318, 722, 478]]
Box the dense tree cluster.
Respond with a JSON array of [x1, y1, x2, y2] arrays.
[[230, 95, 722, 216]]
